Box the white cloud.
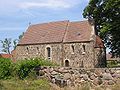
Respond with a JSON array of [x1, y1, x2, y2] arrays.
[[18, 0, 83, 10], [0, 0, 89, 11]]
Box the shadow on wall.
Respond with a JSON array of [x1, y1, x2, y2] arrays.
[[95, 49, 106, 68]]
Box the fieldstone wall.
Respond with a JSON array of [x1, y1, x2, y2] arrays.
[[14, 43, 63, 64], [63, 42, 95, 68], [37, 67, 120, 87], [13, 41, 106, 68]]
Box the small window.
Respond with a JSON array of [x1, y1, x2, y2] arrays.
[[26, 47, 29, 51], [26, 47, 29, 54], [37, 47, 39, 51], [82, 44, 86, 55], [46, 47, 51, 59], [82, 45, 85, 52], [71, 45, 75, 54]]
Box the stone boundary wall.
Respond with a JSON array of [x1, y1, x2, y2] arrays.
[[37, 67, 120, 87]]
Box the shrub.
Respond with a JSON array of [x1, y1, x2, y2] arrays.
[[107, 61, 118, 68], [0, 58, 13, 79], [0, 57, 57, 80], [15, 58, 57, 79]]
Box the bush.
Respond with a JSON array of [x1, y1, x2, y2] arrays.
[[15, 58, 57, 79], [107, 61, 118, 68], [0, 58, 13, 79], [0, 57, 57, 80]]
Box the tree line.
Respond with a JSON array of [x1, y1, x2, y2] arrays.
[[0, 32, 24, 54]]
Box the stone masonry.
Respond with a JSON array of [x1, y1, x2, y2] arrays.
[[36, 67, 120, 88]]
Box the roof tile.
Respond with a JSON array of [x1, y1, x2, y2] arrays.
[[18, 20, 101, 45]]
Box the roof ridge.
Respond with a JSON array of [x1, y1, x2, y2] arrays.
[[30, 20, 69, 26], [70, 20, 88, 23]]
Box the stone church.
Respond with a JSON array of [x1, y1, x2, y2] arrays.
[[12, 20, 106, 68]]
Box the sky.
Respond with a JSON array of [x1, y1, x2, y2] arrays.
[[0, 0, 89, 53]]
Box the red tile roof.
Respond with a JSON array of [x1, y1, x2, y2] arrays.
[[0, 54, 11, 59], [19, 20, 69, 45], [95, 36, 104, 48], [18, 20, 103, 46], [63, 21, 92, 43]]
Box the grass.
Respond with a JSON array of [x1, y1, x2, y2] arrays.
[[0, 78, 50, 90], [107, 60, 120, 68], [0, 79, 120, 90]]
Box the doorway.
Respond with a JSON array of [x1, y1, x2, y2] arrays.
[[65, 60, 69, 67]]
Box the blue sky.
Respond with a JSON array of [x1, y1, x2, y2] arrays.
[[0, 0, 89, 53]]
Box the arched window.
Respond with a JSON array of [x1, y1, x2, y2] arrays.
[[26, 47, 29, 51], [82, 45, 85, 52], [26, 47, 29, 54], [82, 44, 86, 55], [65, 60, 69, 67], [37, 47, 39, 51], [46, 47, 51, 60]]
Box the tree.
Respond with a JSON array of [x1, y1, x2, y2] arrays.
[[83, 0, 120, 57], [0, 32, 24, 54], [13, 32, 24, 49], [0, 38, 12, 54]]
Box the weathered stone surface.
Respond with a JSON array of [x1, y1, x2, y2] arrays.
[[51, 71, 58, 75], [112, 73, 120, 78], [49, 68, 54, 73], [92, 78, 99, 85], [66, 80, 72, 85], [39, 70, 45, 76], [37, 67, 120, 87], [102, 73, 113, 80], [108, 80, 115, 85], [105, 69, 110, 73], [63, 73, 71, 80], [90, 74, 96, 80], [51, 78, 56, 83], [82, 74, 89, 81]]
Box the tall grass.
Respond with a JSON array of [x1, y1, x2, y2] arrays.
[[0, 79, 50, 90]]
